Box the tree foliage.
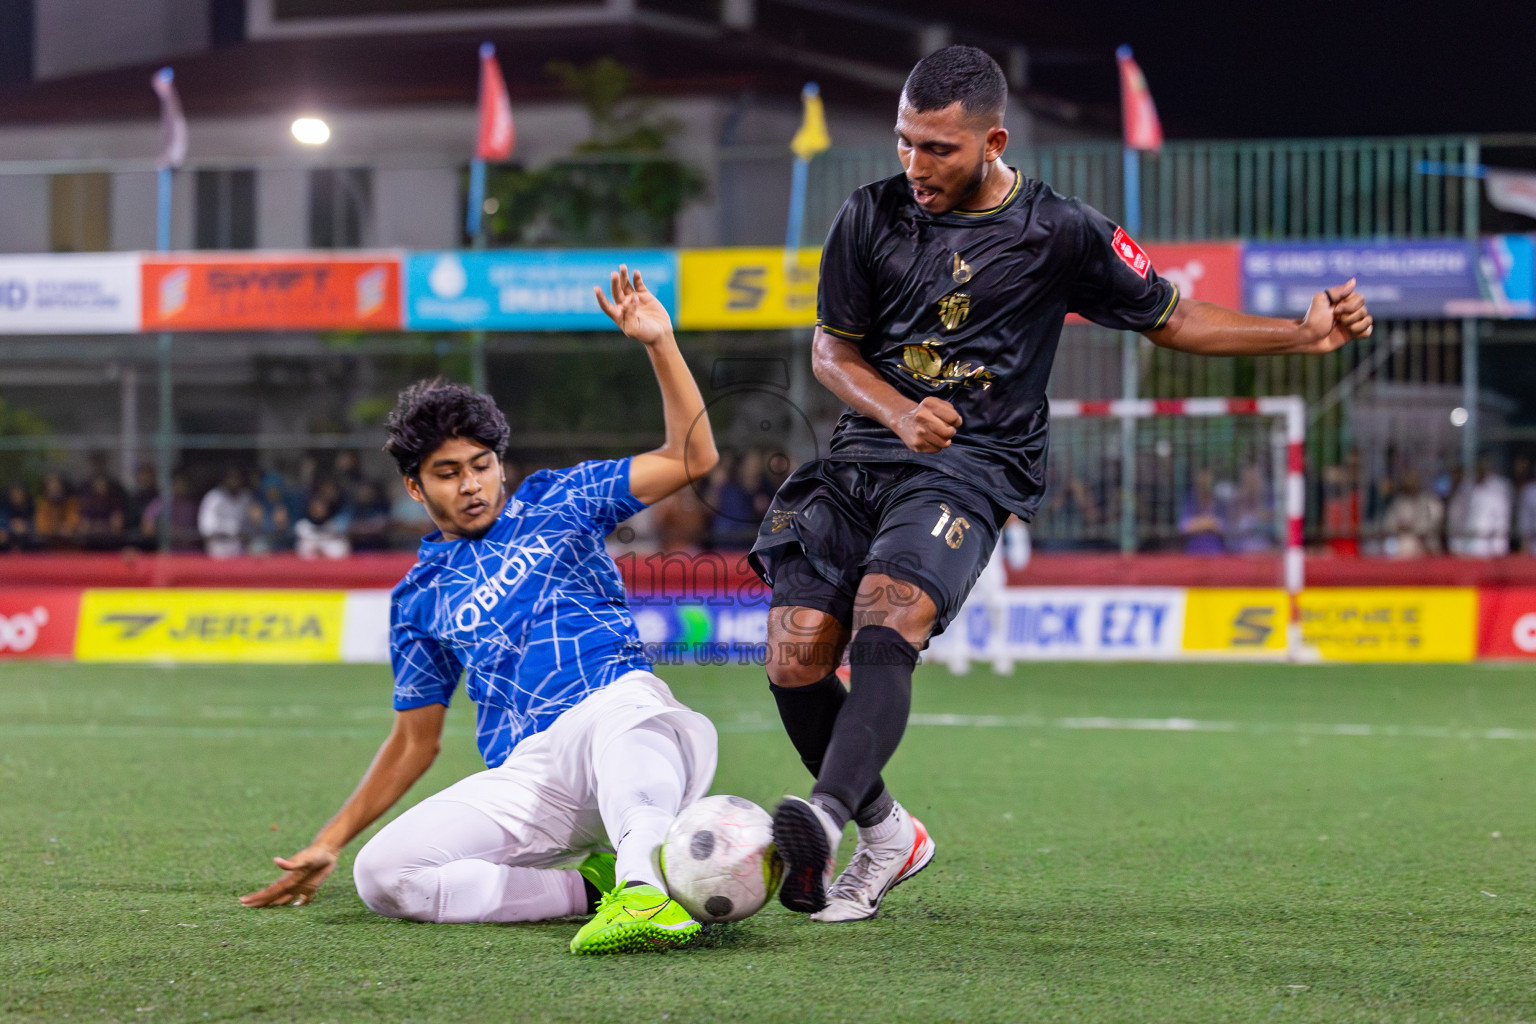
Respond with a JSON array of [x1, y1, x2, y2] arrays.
[[483, 59, 707, 247]]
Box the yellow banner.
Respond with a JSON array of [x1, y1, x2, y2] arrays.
[[1183, 588, 1289, 653], [677, 248, 820, 330], [76, 589, 346, 663], [1183, 587, 1476, 662], [1300, 587, 1476, 662]]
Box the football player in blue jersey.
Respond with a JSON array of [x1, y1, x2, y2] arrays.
[[241, 267, 722, 954]]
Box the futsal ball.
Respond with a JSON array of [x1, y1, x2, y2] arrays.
[[660, 795, 783, 923]]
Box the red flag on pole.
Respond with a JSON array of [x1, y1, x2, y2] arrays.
[[1116, 46, 1162, 152], [476, 43, 514, 161]]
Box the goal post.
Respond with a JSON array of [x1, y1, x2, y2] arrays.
[[933, 395, 1308, 669]]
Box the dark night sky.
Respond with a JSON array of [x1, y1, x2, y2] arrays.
[[903, 1, 1536, 140]]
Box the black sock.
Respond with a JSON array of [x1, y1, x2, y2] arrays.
[[810, 625, 916, 831], [583, 877, 603, 913], [771, 674, 891, 821]]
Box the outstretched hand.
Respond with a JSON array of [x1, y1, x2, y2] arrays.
[[595, 265, 674, 347], [1299, 278, 1373, 353], [238, 843, 339, 908]]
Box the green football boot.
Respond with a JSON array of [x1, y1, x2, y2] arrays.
[[568, 882, 701, 954], [576, 851, 616, 895]]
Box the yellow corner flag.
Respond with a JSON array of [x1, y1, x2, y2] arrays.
[[790, 82, 831, 161]]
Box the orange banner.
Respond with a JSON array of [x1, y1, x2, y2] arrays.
[[142, 254, 402, 330]]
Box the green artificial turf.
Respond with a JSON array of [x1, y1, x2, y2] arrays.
[[3, 660, 1535, 1023]]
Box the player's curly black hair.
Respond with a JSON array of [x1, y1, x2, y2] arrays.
[[383, 378, 510, 478], [901, 44, 1008, 123]]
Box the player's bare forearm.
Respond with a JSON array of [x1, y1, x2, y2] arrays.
[[239, 703, 443, 907], [1144, 278, 1373, 357], [812, 327, 960, 453], [629, 335, 718, 505], [595, 264, 718, 504]]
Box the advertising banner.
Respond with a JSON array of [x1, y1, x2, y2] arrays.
[[142, 254, 402, 330], [1300, 587, 1476, 662], [75, 589, 346, 663], [1476, 587, 1536, 658], [676, 248, 820, 330], [0, 589, 81, 658], [1182, 588, 1289, 656], [1065, 242, 1241, 326], [628, 596, 770, 665], [938, 587, 1188, 662], [1471, 235, 1535, 318], [1243, 241, 1483, 319], [0, 254, 141, 334], [405, 250, 676, 331]]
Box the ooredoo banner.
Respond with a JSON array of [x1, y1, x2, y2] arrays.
[[0, 254, 141, 333], [142, 254, 402, 330], [1477, 588, 1536, 658], [0, 589, 81, 658]]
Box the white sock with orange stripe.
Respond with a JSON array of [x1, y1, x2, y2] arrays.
[[857, 801, 905, 846]]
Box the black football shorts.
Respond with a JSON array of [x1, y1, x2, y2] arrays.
[[747, 459, 1006, 636]]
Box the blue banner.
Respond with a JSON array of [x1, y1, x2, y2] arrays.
[[1243, 241, 1483, 319], [405, 249, 678, 331]]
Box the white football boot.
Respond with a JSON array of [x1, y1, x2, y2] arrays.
[[811, 802, 934, 923]]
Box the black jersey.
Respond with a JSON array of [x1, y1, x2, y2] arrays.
[[816, 169, 1179, 520]]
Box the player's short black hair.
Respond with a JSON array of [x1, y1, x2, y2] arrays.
[[383, 378, 510, 478], [901, 45, 1008, 124]]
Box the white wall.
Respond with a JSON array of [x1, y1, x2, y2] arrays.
[[256, 168, 307, 249], [372, 168, 458, 249], [34, 0, 209, 80], [0, 174, 50, 252]]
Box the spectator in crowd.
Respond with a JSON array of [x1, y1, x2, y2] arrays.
[[706, 451, 763, 549], [77, 463, 128, 550], [295, 492, 350, 560], [124, 464, 158, 548], [1321, 463, 1360, 556], [1179, 469, 1226, 555], [1382, 469, 1444, 558], [1464, 455, 1512, 558], [143, 472, 203, 551], [33, 472, 79, 548], [1444, 464, 1472, 554], [1225, 464, 1275, 553], [199, 466, 252, 559], [1519, 460, 1536, 556], [246, 472, 296, 554], [1, 481, 34, 550], [346, 479, 392, 552], [652, 485, 711, 551]]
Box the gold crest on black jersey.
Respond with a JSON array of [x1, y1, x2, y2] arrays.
[[937, 292, 971, 331]]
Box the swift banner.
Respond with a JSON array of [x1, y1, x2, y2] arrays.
[[141, 254, 402, 330], [75, 589, 346, 663], [405, 250, 676, 330], [676, 248, 820, 330], [0, 254, 141, 333], [1243, 241, 1484, 319]]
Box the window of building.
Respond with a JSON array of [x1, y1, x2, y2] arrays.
[[308, 168, 371, 249], [195, 169, 257, 249], [49, 173, 111, 252]]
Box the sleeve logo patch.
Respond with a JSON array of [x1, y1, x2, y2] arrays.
[[1112, 227, 1152, 278]]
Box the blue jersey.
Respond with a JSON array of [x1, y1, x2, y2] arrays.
[[390, 458, 653, 768]]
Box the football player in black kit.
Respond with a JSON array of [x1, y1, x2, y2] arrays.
[[752, 45, 1375, 922]]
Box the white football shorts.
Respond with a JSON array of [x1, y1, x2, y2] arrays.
[[415, 670, 718, 869]]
